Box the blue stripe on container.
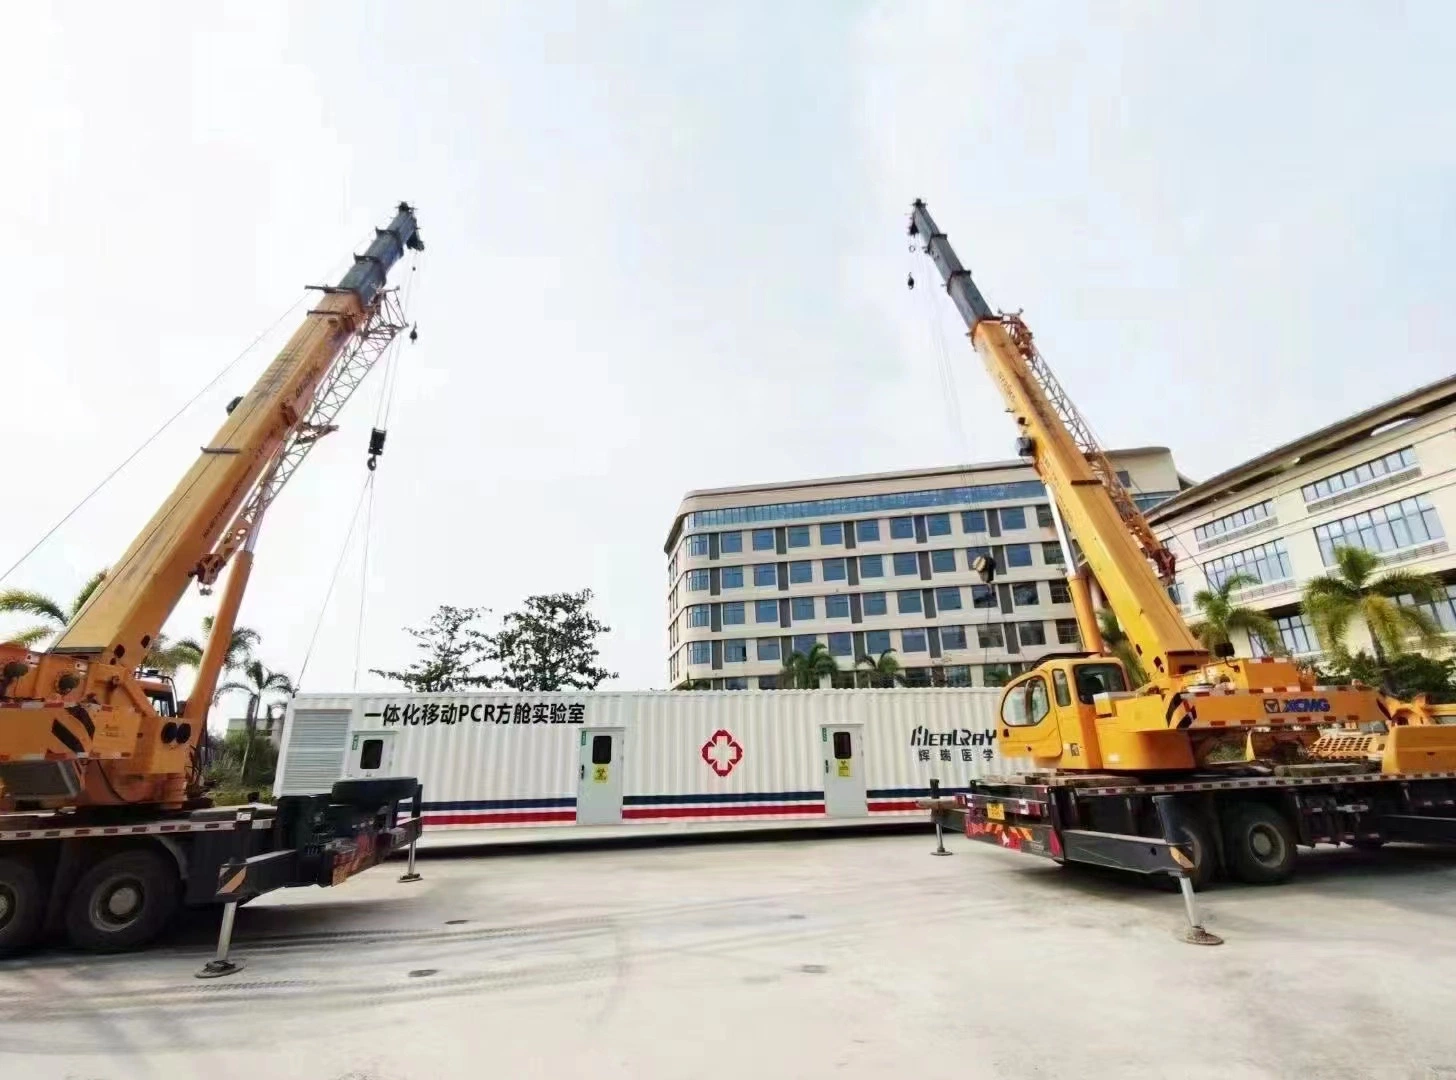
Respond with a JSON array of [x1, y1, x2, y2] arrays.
[[622, 790, 824, 806]]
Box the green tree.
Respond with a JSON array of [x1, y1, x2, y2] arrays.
[[675, 679, 715, 690], [486, 589, 616, 691], [371, 604, 496, 692], [0, 569, 107, 648], [1097, 609, 1148, 687], [855, 649, 905, 688], [1319, 650, 1456, 703], [1301, 545, 1445, 689], [1189, 573, 1284, 658], [781, 642, 839, 689], [215, 659, 295, 779], [172, 614, 261, 674]]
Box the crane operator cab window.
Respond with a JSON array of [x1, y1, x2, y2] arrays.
[[1074, 663, 1127, 705], [1002, 676, 1051, 727]]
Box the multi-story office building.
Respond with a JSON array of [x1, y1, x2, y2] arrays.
[[664, 450, 1185, 689], [1149, 375, 1456, 659]]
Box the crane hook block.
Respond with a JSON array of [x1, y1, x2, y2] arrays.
[[409, 323, 418, 343], [367, 427, 387, 472], [906, 272, 915, 290]]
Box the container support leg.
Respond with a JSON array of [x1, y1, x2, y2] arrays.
[[400, 782, 423, 883]]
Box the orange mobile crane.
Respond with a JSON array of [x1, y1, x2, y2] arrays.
[[0, 205, 426, 958], [909, 199, 1456, 889]]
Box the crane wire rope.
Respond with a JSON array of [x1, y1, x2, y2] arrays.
[[0, 226, 379, 593], [297, 472, 374, 689]]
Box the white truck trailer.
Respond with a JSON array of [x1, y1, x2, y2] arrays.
[[276, 689, 1021, 837]]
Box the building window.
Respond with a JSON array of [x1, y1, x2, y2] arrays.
[[1302, 447, 1418, 504], [902, 628, 928, 653], [688, 569, 710, 591], [945, 664, 971, 686], [859, 554, 884, 578], [897, 590, 923, 614], [689, 641, 712, 664], [687, 534, 710, 556], [971, 584, 996, 609], [1018, 622, 1047, 646], [723, 640, 747, 663], [856, 519, 880, 542], [757, 638, 781, 662], [722, 601, 745, 625], [936, 586, 962, 610], [930, 549, 956, 573], [1001, 506, 1027, 530], [688, 479, 1049, 530], [752, 528, 775, 551], [1314, 495, 1444, 565], [890, 516, 915, 540], [941, 625, 967, 650], [723, 676, 747, 689], [757, 675, 779, 689], [755, 599, 779, 623], [1049, 579, 1072, 604], [1116, 470, 1132, 486], [687, 604, 710, 627], [1055, 618, 1081, 645], [1397, 584, 1456, 635], [977, 625, 1004, 649], [1271, 613, 1318, 654], [820, 522, 844, 545], [720, 531, 743, 554], [1012, 582, 1040, 607], [824, 557, 847, 581], [893, 552, 919, 576], [1005, 544, 1033, 568], [1204, 539, 1293, 590], [753, 563, 777, 587], [826, 595, 850, 619], [721, 566, 744, 589], [927, 513, 951, 536], [1042, 542, 1065, 565], [862, 591, 888, 616], [1035, 504, 1054, 528], [789, 560, 813, 584], [983, 663, 1013, 687], [792, 634, 818, 656], [962, 510, 987, 533], [791, 596, 816, 621], [865, 629, 892, 655], [828, 632, 853, 657], [1194, 499, 1275, 545], [787, 525, 811, 548]]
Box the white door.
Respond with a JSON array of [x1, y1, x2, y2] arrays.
[[346, 730, 397, 778], [577, 727, 625, 825], [821, 725, 868, 818]]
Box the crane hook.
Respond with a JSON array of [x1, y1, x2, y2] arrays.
[[906, 272, 915, 291], [408, 323, 418, 343]]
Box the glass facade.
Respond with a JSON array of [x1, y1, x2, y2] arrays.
[[1302, 447, 1417, 503], [1203, 539, 1293, 590], [1314, 495, 1444, 564], [1194, 500, 1275, 544]]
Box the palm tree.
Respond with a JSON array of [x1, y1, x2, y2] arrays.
[[855, 649, 905, 688], [216, 659, 295, 779], [1189, 573, 1284, 658], [0, 569, 107, 648], [780, 642, 839, 689], [172, 614, 261, 675], [1302, 545, 1445, 690], [1097, 609, 1148, 687]]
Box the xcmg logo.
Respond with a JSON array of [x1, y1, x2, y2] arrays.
[[1263, 697, 1332, 715]]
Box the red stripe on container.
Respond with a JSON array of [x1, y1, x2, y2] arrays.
[[867, 800, 921, 813], [424, 810, 577, 826]]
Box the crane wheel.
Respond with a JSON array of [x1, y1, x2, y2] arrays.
[[0, 857, 46, 956], [64, 848, 180, 953], [1223, 802, 1297, 885], [1171, 813, 1217, 891]]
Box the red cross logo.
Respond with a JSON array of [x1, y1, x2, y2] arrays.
[[701, 729, 744, 777]]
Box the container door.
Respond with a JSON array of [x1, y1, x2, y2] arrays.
[[821, 725, 868, 818], [577, 727, 625, 825], [346, 730, 397, 778]]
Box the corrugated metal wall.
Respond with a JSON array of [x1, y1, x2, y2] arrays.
[[278, 689, 1024, 831]]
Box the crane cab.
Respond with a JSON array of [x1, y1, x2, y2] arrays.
[[996, 658, 1133, 771]]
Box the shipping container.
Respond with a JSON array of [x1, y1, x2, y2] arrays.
[[275, 689, 1022, 838]]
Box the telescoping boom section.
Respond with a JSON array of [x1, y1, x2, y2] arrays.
[[0, 205, 424, 810], [906, 199, 1456, 776]]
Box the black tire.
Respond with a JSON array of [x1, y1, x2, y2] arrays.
[[1223, 802, 1297, 885], [1173, 813, 1218, 892], [0, 857, 46, 956], [64, 848, 180, 953]]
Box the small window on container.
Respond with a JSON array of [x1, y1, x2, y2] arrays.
[[591, 734, 613, 765], [832, 731, 852, 760], [359, 738, 384, 771]]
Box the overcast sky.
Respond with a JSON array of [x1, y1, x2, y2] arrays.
[[3, 2, 1453, 707]]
